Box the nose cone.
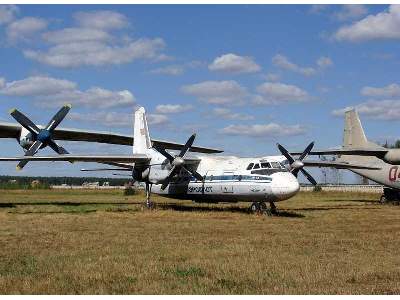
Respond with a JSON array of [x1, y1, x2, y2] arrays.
[[271, 172, 300, 201]]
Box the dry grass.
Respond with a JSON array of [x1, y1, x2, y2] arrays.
[[0, 189, 399, 294]]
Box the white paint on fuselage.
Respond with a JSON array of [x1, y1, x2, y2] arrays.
[[145, 149, 300, 203]]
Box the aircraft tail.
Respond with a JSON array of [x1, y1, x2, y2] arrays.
[[133, 107, 152, 154]]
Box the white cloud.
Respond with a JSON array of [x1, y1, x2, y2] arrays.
[[208, 53, 261, 74], [254, 82, 310, 105], [220, 123, 306, 137], [0, 77, 5, 89], [0, 5, 18, 24], [150, 65, 184, 76], [69, 111, 131, 128], [334, 5, 400, 42], [317, 56, 333, 68], [334, 5, 368, 21], [361, 83, 400, 98], [332, 100, 400, 121], [147, 114, 169, 126], [0, 76, 135, 109], [1, 76, 76, 96], [42, 28, 111, 44], [272, 54, 316, 76], [264, 73, 280, 82], [6, 17, 47, 42], [24, 38, 166, 68], [212, 108, 254, 121], [181, 80, 247, 105], [309, 5, 329, 14], [73, 10, 128, 31], [155, 104, 193, 114]]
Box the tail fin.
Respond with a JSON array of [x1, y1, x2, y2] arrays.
[[133, 107, 151, 154], [343, 109, 369, 149]]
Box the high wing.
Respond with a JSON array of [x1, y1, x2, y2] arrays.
[[0, 122, 223, 154], [0, 154, 150, 164], [302, 160, 381, 170], [291, 148, 388, 157]]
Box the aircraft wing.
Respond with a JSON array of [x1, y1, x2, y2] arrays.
[[0, 154, 150, 164], [303, 160, 381, 170], [0, 122, 223, 154], [291, 148, 388, 157]]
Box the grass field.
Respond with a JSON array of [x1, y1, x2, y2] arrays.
[[0, 188, 399, 294]]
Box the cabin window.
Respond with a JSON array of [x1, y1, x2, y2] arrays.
[[270, 162, 280, 169], [261, 162, 271, 169], [246, 163, 254, 170], [253, 163, 260, 169]]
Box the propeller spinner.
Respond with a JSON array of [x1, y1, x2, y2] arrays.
[[10, 105, 71, 170], [277, 141, 317, 186]]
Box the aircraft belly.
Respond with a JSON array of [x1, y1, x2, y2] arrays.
[[152, 181, 274, 202]]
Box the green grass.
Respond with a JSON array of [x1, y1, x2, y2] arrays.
[[0, 189, 399, 294]]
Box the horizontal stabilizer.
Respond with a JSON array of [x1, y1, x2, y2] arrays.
[[303, 160, 381, 170]]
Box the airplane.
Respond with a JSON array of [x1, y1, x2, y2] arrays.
[[0, 105, 223, 170], [0, 106, 378, 215], [291, 109, 400, 203]]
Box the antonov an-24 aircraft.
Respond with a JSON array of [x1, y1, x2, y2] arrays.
[[0, 106, 377, 214]]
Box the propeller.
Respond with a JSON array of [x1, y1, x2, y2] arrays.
[[154, 133, 203, 190], [276, 141, 317, 186], [10, 105, 71, 170]]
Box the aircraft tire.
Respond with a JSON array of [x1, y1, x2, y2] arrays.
[[250, 202, 260, 213], [379, 195, 386, 204]]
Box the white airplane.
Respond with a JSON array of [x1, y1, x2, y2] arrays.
[[0, 107, 377, 214]]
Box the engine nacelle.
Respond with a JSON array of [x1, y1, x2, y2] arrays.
[[18, 128, 34, 150], [383, 149, 400, 165], [148, 167, 170, 184]]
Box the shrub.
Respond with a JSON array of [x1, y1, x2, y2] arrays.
[[124, 186, 136, 196]]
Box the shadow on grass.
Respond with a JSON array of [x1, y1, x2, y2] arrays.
[[292, 205, 381, 212], [322, 199, 380, 204]]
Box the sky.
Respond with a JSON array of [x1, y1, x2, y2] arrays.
[[0, 4, 399, 182]]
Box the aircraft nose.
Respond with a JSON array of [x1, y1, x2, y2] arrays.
[[271, 172, 300, 200]]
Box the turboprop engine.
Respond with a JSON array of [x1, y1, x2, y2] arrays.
[[383, 149, 400, 165], [18, 128, 35, 150]]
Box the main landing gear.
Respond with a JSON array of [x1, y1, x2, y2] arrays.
[[145, 182, 155, 209], [380, 188, 400, 205], [249, 201, 277, 216]]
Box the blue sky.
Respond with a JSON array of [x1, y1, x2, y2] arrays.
[[0, 4, 399, 182]]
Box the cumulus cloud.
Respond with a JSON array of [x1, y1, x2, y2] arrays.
[[181, 80, 247, 105], [208, 53, 261, 74], [332, 100, 400, 121], [24, 38, 166, 68], [0, 77, 5, 89], [220, 123, 306, 137], [254, 82, 311, 105], [334, 5, 368, 21], [334, 5, 400, 42], [361, 83, 400, 98], [155, 104, 193, 114], [272, 54, 316, 76], [150, 65, 185, 76], [147, 114, 170, 126], [0, 76, 135, 109], [212, 108, 254, 121], [73, 10, 128, 30], [42, 27, 111, 44], [0, 5, 18, 24], [6, 17, 47, 42]]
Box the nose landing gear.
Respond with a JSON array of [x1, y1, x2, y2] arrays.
[[145, 182, 155, 209], [249, 201, 277, 216]]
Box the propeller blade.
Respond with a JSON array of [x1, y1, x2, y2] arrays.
[[276, 143, 295, 164], [9, 109, 40, 135], [153, 144, 174, 163], [300, 168, 317, 186], [161, 166, 178, 190], [298, 141, 315, 161], [47, 139, 69, 155], [183, 166, 203, 181], [179, 133, 196, 158], [16, 141, 43, 170], [46, 104, 71, 132]]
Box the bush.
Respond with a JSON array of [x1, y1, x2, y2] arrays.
[[313, 185, 322, 192], [124, 186, 136, 196]]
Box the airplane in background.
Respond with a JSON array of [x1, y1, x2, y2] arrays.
[[0, 106, 377, 215], [0, 105, 222, 170], [291, 109, 400, 203]]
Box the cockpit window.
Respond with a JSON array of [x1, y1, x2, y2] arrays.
[[270, 162, 281, 169], [246, 163, 254, 170], [261, 162, 271, 169], [253, 163, 260, 169]]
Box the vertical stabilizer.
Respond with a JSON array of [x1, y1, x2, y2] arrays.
[[343, 109, 368, 149], [133, 107, 151, 154]]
